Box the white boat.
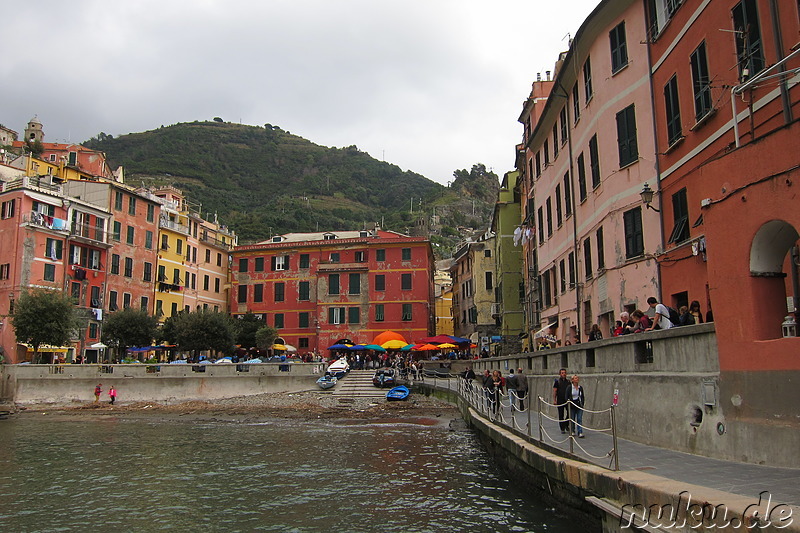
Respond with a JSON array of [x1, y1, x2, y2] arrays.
[[326, 358, 350, 378]]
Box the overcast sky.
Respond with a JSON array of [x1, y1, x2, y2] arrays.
[[2, 0, 600, 185]]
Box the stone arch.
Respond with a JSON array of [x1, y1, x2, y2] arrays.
[[749, 220, 799, 275]]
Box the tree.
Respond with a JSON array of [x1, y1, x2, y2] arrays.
[[11, 289, 78, 363], [213, 117, 224, 123], [233, 312, 267, 349], [160, 310, 235, 355], [255, 325, 279, 351], [101, 308, 159, 357]]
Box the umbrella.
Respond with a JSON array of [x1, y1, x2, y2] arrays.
[[534, 322, 559, 339], [446, 335, 471, 344], [90, 342, 108, 349], [373, 331, 408, 346], [215, 357, 233, 364], [400, 343, 418, 351], [328, 343, 352, 350], [416, 334, 455, 344], [437, 342, 457, 349], [414, 343, 440, 351], [349, 344, 366, 351], [272, 344, 287, 351], [283, 344, 298, 352], [381, 339, 408, 350], [363, 344, 386, 352]]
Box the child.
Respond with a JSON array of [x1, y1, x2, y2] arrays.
[[94, 383, 102, 402], [108, 386, 117, 405]]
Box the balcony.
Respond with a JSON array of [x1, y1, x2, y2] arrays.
[[22, 211, 69, 232], [2, 176, 62, 194], [70, 222, 111, 247], [199, 233, 233, 250], [316, 261, 369, 273], [159, 218, 190, 235]]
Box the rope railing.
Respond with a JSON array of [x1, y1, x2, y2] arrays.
[[424, 372, 620, 471]]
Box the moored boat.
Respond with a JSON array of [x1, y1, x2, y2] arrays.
[[372, 368, 396, 388], [386, 385, 409, 401], [316, 374, 338, 390], [326, 358, 350, 379]]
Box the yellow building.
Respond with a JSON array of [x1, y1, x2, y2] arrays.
[[433, 264, 454, 335]]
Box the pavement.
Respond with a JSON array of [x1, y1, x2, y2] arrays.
[[424, 377, 800, 508]]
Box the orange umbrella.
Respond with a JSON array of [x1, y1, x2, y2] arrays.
[[373, 330, 408, 346], [414, 343, 440, 351]]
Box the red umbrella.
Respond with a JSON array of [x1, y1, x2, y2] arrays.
[[417, 334, 456, 344]]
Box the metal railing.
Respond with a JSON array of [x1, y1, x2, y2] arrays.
[[422, 373, 620, 471]]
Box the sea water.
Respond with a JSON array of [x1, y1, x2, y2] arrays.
[[0, 414, 576, 532]]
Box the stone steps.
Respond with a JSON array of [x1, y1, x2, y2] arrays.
[[332, 370, 395, 398]]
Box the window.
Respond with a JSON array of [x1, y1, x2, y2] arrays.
[[1, 199, 15, 219], [555, 185, 563, 227], [401, 273, 412, 290], [563, 173, 572, 216], [46, 238, 63, 260], [690, 41, 712, 121], [154, 299, 162, 316], [615, 105, 638, 167], [217, 253, 221, 267], [542, 271, 552, 307], [401, 248, 412, 261], [44, 263, 55, 281], [272, 255, 289, 271], [537, 207, 545, 243], [145, 230, 153, 249], [376, 249, 386, 262], [140, 296, 149, 311], [596, 227, 605, 270], [559, 259, 566, 293], [588, 135, 601, 189], [669, 188, 690, 244], [572, 84, 580, 122], [375, 304, 385, 322], [173, 268, 180, 285], [88, 249, 101, 270], [89, 323, 98, 339], [128, 196, 136, 216], [124, 257, 133, 278], [348, 273, 361, 295], [109, 291, 118, 311], [583, 57, 593, 102], [254, 257, 264, 272], [560, 108, 568, 145], [568, 252, 576, 287], [114, 191, 123, 211], [274, 313, 284, 329], [143, 262, 152, 282], [299, 281, 310, 301], [299, 312, 310, 328], [147, 204, 155, 223], [158, 265, 166, 282], [126, 226, 134, 245], [610, 22, 628, 73], [484, 249, 491, 257], [275, 282, 285, 302], [239, 258, 248, 272], [299, 254, 310, 268], [664, 75, 682, 145], [176, 239, 183, 255], [732, 0, 764, 81], [348, 307, 360, 324], [535, 152, 541, 177], [123, 293, 132, 309], [215, 278, 220, 293], [237, 285, 247, 303], [355, 251, 366, 262], [161, 234, 169, 250], [254, 284, 264, 303], [203, 275, 210, 291], [375, 274, 385, 291], [329, 252, 340, 263], [544, 140, 550, 166], [584, 237, 593, 280], [485, 271, 493, 291], [33, 201, 55, 217], [552, 124, 559, 158], [329, 307, 345, 324], [328, 274, 340, 295], [402, 303, 412, 321], [577, 153, 587, 201], [624, 207, 644, 258], [545, 198, 553, 237]]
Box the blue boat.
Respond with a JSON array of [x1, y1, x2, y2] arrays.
[[386, 385, 410, 401], [316, 374, 338, 390]]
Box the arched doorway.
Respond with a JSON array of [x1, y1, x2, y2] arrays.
[[749, 220, 800, 340]]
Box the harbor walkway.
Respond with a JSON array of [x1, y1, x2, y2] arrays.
[[421, 375, 800, 509]]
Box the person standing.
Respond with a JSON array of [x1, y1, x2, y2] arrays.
[[646, 297, 673, 330], [587, 324, 603, 342], [94, 383, 102, 403], [689, 300, 704, 324], [482, 370, 493, 411], [108, 386, 117, 405], [463, 365, 475, 391], [491, 370, 504, 416], [567, 375, 586, 438], [506, 368, 518, 409], [515, 368, 528, 411], [552, 369, 570, 433]]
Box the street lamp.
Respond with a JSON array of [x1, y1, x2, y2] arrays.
[[640, 183, 660, 212]]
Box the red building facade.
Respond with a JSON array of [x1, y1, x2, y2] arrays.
[[230, 230, 435, 354]]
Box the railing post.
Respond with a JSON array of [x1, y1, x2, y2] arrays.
[[537, 396, 543, 443], [611, 404, 620, 471], [568, 403, 574, 455]]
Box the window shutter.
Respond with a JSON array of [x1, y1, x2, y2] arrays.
[[271, 256, 276, 271]]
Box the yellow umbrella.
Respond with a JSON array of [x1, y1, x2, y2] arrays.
[[381, 339, 408, 350], [272, 343, 287, 351], [438, 343, 457, 349]]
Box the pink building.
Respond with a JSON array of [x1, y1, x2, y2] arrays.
[[518, 0, 660, 344]]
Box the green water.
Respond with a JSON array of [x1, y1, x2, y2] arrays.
[[0, 414, 577, 532]]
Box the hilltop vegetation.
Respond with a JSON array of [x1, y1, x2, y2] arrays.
[[84, 121, 500, 255]]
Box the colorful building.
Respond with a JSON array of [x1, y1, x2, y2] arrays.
[[450, 234, 498, 353], [433, 262, 454, 336], [230, 229, 434, 354]]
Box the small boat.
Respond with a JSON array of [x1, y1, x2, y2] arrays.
[[386, 385, 410, 401], [372, 368, 396, 388], [326, 358, 350, 379], [316, 374, 338, 390]]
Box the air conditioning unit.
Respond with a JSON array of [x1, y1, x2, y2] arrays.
[[491, 303, 501, 317]]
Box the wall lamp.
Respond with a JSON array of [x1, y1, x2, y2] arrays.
[[640, 183, 660, 212]]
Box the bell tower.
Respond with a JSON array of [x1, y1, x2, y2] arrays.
[[24, 116, 44, 143]]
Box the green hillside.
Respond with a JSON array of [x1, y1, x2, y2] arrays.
[[84, 121, 500, 255]]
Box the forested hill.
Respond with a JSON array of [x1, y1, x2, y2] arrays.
[[83, 120, 500, 255]]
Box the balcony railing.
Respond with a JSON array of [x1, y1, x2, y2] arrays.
[[70, 222, 108, 244], [199, 233, 233, 250], [159, 218, 190, 235], [23, 211, 70, 231], [2, 176, 62, 194]]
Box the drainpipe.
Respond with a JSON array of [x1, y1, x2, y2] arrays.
[[644, 3, 665, 303]]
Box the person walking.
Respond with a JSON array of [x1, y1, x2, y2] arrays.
[[94, 383, 102, 403], [567, 375, 586, 438], [515, 368, 528, 411], [108, 386, 117, 405], [506, 368, 518, 409], [552, 369, 570, 433]]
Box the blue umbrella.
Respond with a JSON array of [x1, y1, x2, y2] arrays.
[[447, 335, 472, 344], [327, 344, 351, 350]]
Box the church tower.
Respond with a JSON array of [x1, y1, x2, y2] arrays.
[[24, 116, 44, 143]]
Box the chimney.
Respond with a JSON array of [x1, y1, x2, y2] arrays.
[[536, 73, 541, 82], [546, 70, 551, 81]]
